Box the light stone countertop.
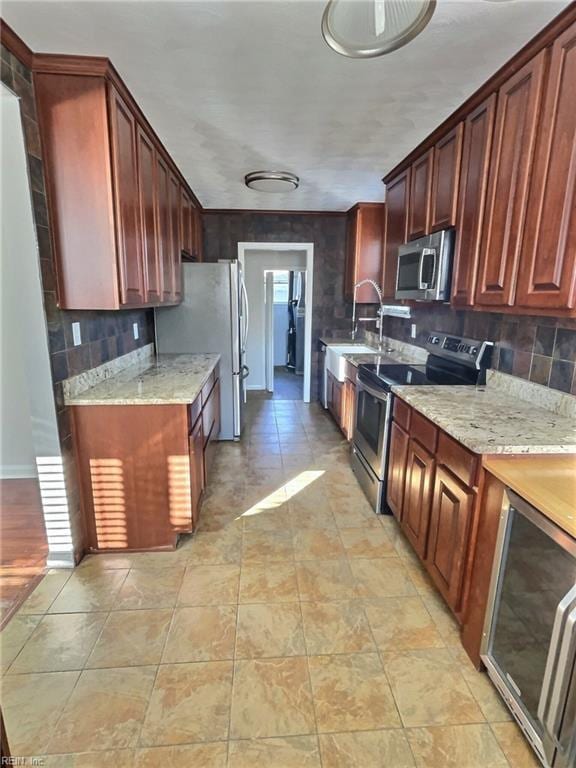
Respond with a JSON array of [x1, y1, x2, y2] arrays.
[[64, 353, 221, 406], [391, 385, 576, 455]]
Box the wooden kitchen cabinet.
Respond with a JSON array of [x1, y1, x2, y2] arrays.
[[326, 371, 344, 428], [475, 51, 547, 307], [387, 421, 409, 519], [137, 125, 162, 304], [342, 377, 356, 440], [189, 414, 205, 528], [427, 466, 476, 613], [408, 149, 433, 240], [382, 168, 409, 298], [451, 95, 497, 307], [33, 56, 199, 310], [344, 203, 385, 302], [402, 438, 435, 557], [430, 123, 463, 232], [516, 20, 576, 312]]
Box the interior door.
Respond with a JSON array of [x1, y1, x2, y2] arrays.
[[265, 271, 274, 393]]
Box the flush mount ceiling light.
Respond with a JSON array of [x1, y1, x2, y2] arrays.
[[321, 0, 436, 58], [244, 171, 299, 193]]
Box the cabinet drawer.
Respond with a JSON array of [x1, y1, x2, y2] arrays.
[[201, 371, 216, 406], [437, 431, 479, 488], [188, 394, 202, 432], [411, 411, 438, 453], [393, 398, 411, 431]]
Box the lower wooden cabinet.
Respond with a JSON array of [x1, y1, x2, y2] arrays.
[[426, 466, 476, 613], [388, 397, 481, 636], [326, 369, 356, 440], [72, 373, 220, 552], [326, 371, 343, 426], [402, 438, 435, 558], [386, 421, 409, 519], [342, 378, 356, 440]]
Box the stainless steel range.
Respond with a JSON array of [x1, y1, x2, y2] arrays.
[[351, 332, 493, 514]]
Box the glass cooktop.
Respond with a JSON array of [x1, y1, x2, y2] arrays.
[[358, 362, 478, 392]]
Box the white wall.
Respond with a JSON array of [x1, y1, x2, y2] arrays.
[[244, 250, 306, 390], [0, 87, 61, 478], [273, 302, 289, 367]]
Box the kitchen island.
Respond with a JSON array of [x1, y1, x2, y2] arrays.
[[65, 353, 221, 554]]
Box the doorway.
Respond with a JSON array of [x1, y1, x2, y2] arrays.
[[264, 269, 306, 400], [238, 243, 314, 402]]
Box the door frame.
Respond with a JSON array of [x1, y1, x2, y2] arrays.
[[237, 242, 314, 403], [264, 271, 274, 393]]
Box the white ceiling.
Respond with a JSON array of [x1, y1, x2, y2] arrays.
[[3, 0, 569, 211]]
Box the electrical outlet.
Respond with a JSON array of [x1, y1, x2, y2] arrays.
[[133, 322, 139, 340], [72, 321, 82, 346], [410, 323, 417, 339]]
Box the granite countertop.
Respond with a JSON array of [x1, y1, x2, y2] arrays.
[[65, 353, 221, 406], [392, 385, 576, 455]]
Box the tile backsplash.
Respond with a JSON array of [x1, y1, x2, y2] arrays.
[[380, 305, 576, 395]]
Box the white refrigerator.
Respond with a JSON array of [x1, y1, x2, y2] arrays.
[[154, 261, 249, 440]]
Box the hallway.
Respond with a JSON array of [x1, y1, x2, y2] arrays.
[[272, 366, 303, 400], [0, 396, 534, 766]]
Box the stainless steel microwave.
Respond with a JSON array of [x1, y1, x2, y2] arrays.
[[395, 229, 455, 301]]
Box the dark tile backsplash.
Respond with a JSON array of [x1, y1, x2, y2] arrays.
[[203, 211, 352, 399], [2, 43, 154, 559], [380, 305, 576, 395]]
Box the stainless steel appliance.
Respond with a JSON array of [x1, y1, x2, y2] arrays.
[[395, 229, 455, 301], [352, 332, 492, 514], [481, 490, 576, 768], [155, 261, 249, 440]]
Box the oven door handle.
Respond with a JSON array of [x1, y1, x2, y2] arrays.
[[538, 585, 576, 747], [357, 380, 389, 402]]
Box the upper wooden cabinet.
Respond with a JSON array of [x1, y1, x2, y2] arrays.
[[451, 96, 497, 307], [430, 124, 464, 232], [475, 51, 547, 308], [382, 169, 409, 298], [33, 57, 201, 310], [408, 149, 433, 240], [344, 203, 385, 302], [516, 20, 576, 311]]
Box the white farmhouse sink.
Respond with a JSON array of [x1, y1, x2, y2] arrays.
[[325, 344, 376, 383]]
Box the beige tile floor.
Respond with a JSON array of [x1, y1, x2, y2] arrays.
[[0, 396, 540, 767]]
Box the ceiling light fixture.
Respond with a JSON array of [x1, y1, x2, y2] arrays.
[[321, 0, 436, 58], [244, 171, 299, 193]]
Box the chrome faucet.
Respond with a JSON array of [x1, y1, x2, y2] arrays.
[[351, 279, 385, 350]]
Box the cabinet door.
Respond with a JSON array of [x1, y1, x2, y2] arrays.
[[137, 126, 161, 303], [402, 438, 435, 557], [344, 207, 359, 300], [192, 206, 204, 262], [451, 95, 497, 307], [180, 189, 194, 257], [430, 124, 463, 231], [169, 173, 182, 301], [516, 21, 576, 311], [326, 371, 334, 415], [344, 379, 356, 440], [346, 204, 385, 303], [156, 154, 173, 303], [386, 421, 409, 520], [383, 168, 409, 298], [333, 378, 344, 427], [108, 87, 145, 305], [426, 466, 476, 614], [408, 149, 433, 240], [189, 415, 205, 529], [475, 51, 547, 307]]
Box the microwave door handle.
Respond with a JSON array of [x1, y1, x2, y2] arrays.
[[538, 586, 576, 741], [419, 248, 436, 290]]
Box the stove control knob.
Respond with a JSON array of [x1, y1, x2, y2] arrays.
[[429, 335, 440, 345], [469, 346, 478, 355]]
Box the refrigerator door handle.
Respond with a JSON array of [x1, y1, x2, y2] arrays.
[[241, 279, 250, 352], [241, 364, 250, 380]]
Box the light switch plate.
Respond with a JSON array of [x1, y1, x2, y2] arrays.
[[133, 322, 139, 340], [72, 321, 82, 346], [410, 323, 417, 339]]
